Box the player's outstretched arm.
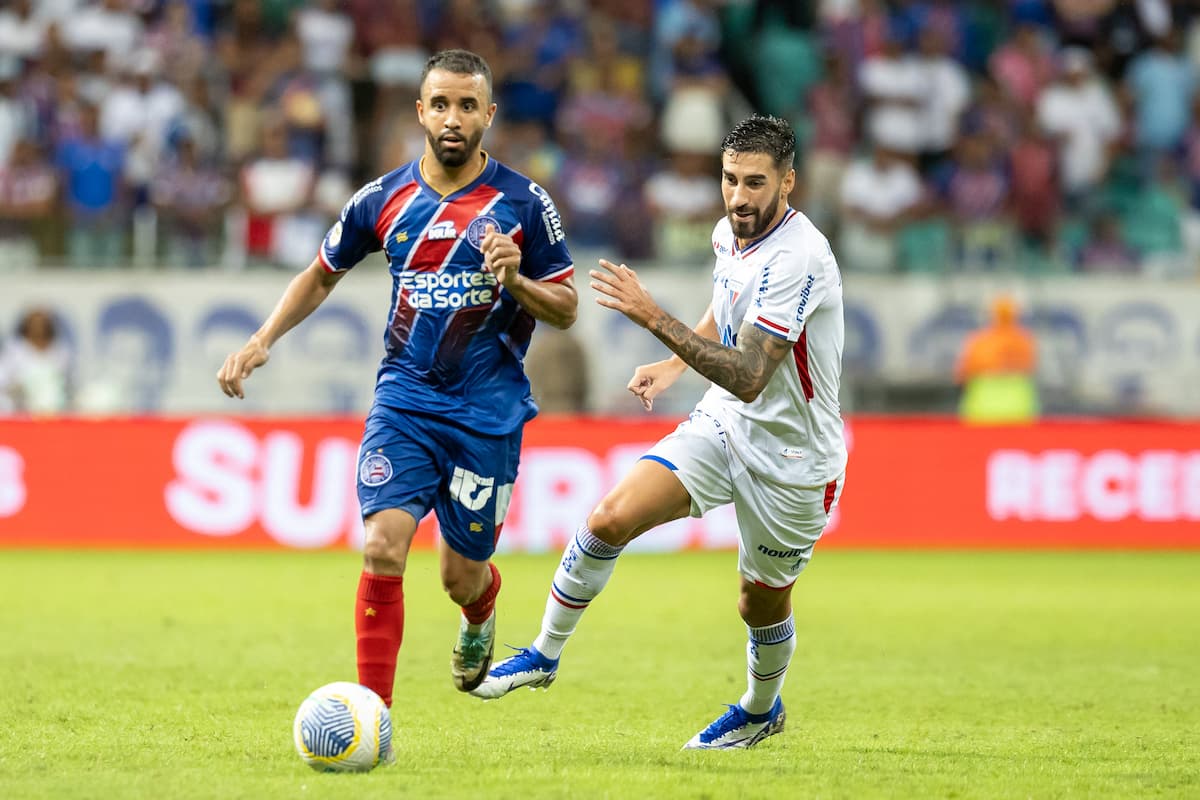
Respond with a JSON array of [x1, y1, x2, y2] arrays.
[[217, 257, 346, 399], [592, 260, 790, 403], [627, 305, 718, 411]]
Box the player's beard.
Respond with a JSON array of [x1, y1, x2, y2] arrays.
[[727, 193, 780, 241], [428, 128, 484, 168]]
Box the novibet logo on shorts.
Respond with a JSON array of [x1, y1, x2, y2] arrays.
[[756, 544, 806, 559]]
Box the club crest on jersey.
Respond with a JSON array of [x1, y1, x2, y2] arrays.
[[427, 221, 459, 241], [465, 215, 501, 250], [359, 453, 393, 486]]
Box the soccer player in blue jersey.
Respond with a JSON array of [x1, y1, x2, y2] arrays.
[[217, 50, 577, 709]]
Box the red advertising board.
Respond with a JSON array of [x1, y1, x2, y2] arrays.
[[0, 416, 1197, 550]]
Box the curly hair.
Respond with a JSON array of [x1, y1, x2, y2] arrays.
[[720, 114, 796, 170]]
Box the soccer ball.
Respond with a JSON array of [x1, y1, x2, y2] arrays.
[[293, 681, 392, 772]]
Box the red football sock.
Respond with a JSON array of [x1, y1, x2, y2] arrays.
[[461, 562, 501, 624], [355, 571, 404, 708]]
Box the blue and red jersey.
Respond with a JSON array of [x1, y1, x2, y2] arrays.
[[320, 156, 573, 434]]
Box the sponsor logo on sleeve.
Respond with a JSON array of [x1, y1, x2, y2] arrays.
[[795, 274, 816, 322], [327, 220, 343, 248], [529, 182, 565, 244], [348, 179, 383, 208]]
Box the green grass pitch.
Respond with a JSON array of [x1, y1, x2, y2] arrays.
[[1, 549, 1196, 799]]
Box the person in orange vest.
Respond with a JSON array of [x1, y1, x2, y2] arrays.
[[954, 295, 1039, 423]]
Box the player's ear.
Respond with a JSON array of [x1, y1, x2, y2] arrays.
[[485, 102, 497, 128], [781, 167, 796, 198], [415, 99, 424, 124]]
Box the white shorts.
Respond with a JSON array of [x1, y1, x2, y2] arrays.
[[644, 409, 845, 589]]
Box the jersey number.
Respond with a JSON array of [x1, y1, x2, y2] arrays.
[[450, 467, 495, 511]]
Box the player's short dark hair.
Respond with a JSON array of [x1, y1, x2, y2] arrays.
[[420, 49, 493, 100], [720, 114, 796, 171]]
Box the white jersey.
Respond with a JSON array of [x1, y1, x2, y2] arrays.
[[699, 208, 847, 487]]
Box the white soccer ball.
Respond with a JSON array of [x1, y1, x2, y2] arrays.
[[293, 681, 392, 772]]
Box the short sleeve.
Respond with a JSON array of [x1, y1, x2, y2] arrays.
[[743, 247, 832, 342], [319, 181, 383, 273], [517, 180, 573, 283]]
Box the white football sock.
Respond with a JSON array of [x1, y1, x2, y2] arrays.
[[739, 614, 796, 715], [532, 524, 623, 660]]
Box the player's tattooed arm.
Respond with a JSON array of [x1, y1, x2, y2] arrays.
[[646, 315, 791, 403], [591, 259, 790, 403]]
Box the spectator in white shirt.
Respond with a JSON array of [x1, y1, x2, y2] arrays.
[[0, 59, 31, 167], [838, 141, 925, 272], [60, 0, 144, 70], [238, 115, 316, 269], [295, 0, 355, 76], [643, 149, 724, 265], [0, 308, 72, 416], [916, 27, 971, 169], [858, 33, 925, 156], [0, 0, 46, 62], [1035, 47, 1121, 204], [99, 50, 184, 149]]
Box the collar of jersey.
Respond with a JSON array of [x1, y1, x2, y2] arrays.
[[416, 151, 496, 201], [732, 207, 797, 258]]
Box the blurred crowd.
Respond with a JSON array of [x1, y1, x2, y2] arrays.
[[0, 0, 1199, 278], [796, 0, 1200, 277]]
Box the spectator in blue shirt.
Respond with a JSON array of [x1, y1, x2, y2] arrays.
[[55, 102, 126, 268]]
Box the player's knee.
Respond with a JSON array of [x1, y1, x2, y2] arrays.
[[586, 502, 634, 546], [737, 588, 755, 622], [738, 584, 790, 627], [441, 574, 476, 606], [361, 531, 406, 574]]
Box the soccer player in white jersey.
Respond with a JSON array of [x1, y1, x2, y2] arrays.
[[472, 114, 847, 750]]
